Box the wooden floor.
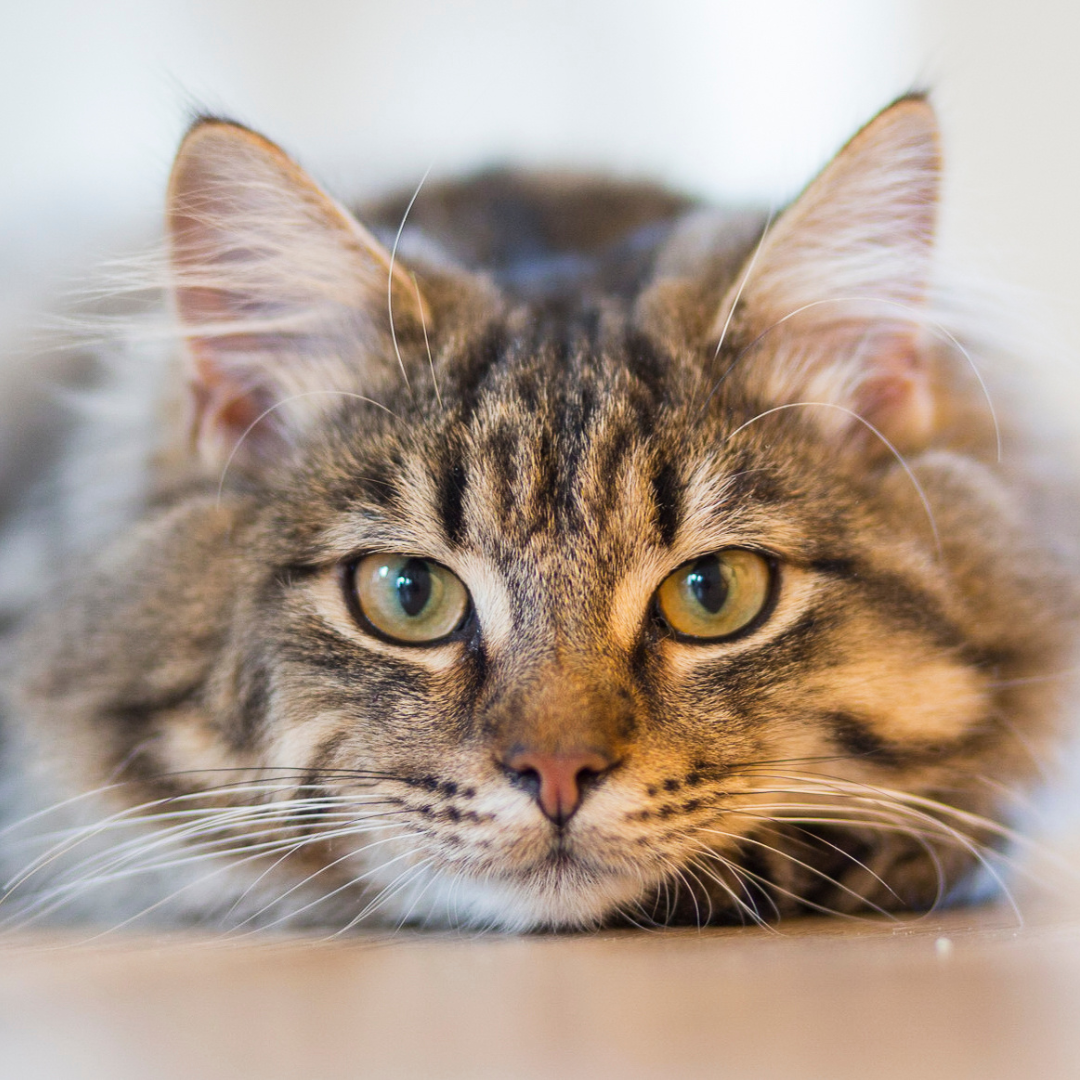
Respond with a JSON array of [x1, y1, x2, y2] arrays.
[[2, 891, 1079, 1080]]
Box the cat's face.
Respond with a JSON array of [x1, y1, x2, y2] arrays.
[[13, 98, 1076, 930], [231, 340, 992, 929]]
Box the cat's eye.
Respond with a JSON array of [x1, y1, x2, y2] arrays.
[[656, 550, 774, 641], [348, 554, 470, 644]]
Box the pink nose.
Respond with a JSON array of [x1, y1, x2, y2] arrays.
[[501, 749, 615, 825]]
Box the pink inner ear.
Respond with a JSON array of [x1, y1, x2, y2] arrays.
[[850, 331, 935, 452], [187, 344, 282, 466]]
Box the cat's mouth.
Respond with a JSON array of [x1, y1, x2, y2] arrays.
[[533, 841, 596, 876], [490, 837, 603, 880]]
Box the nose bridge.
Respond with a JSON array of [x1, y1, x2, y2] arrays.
[[491, 661, 635, 759]]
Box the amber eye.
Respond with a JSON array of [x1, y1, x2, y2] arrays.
[[656, 550, 774, 641], [349, 554, 470, 644]]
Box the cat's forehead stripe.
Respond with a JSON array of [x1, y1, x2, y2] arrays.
[[431, 327, 688, 552], [436, 455, 468, 549], [650, 458, 682, 547]]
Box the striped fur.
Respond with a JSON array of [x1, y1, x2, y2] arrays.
[[1, 97, 1077, 931]]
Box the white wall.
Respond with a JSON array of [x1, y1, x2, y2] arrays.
[[915, 1, 1080, 376]]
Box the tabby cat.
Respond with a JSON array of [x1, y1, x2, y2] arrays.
[[0, 95, 1076, 932]]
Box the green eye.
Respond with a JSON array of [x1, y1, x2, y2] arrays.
[[350, 554, 470, 644], [656, 550, 774, 641]]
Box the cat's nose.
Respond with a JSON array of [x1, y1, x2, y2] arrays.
[[501, 748, 616, 826]]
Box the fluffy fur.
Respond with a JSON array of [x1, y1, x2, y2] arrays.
[[0, 96, 1077, 932]]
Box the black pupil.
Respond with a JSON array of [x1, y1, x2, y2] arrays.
[[687, 556, 728, 614], [395, 559, 432, 617]]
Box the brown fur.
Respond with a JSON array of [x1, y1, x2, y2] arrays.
[[2, 96, 1077, 931]]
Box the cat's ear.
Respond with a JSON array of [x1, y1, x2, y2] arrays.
[[715, 95, 940, 454], [166, 119, 426, 470]]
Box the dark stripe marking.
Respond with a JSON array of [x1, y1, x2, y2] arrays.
[[828, 710, 905, 767], [437, 456, 469, 547], [651, 458, 681, 545]]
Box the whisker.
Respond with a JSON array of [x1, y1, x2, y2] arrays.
[[711, 208, 776, 364], [741, 771, 1027, 845], [386, 164, 433, 389], [698, 826, 899, 920], [325, 850, 437, 937], [1, 791, 410, 907], [234, 829, 423, 932], [696, 842, 878, 923], [53, 807, 404, 888], [685, 848, 774, 928], [2, 815, 415, 929], [2, 791, 394, 896], [701, 295, 1002, 463], [723, 400, 942, 559], [412, 270, 441, 409], [734, 776, 1034, 920], [390, 855, 445, 931], [215, 389, 400, 502]]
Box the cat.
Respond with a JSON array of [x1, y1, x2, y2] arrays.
[[0, 93, 1076, 932]]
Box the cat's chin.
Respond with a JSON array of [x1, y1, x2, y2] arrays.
[[372, 860, 648, 932]]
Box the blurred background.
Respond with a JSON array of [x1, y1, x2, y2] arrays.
[[1, 0, 1079, 393]]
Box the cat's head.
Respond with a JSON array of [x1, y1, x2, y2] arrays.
[[17, 97, 1076, 929]]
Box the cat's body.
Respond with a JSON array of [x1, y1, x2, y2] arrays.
[[1, 97, 1077, 932]]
